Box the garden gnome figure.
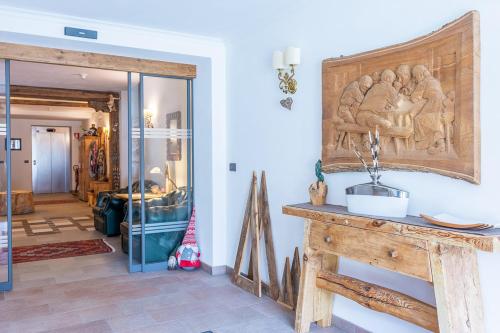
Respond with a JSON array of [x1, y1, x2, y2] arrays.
[[309, 160, 328, 206]]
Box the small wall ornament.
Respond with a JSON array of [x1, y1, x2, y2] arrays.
[[309, 160, 327, 206]]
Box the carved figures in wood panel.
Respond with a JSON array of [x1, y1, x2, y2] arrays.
[[322, 11, 480, 183], [333, 64, 455, 156]]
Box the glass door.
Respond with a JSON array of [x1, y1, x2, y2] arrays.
[[0, 60, 12, 290], [127, 73, 193, 272]]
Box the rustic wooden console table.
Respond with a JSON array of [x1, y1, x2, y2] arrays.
[[283, 203, 500, 333]]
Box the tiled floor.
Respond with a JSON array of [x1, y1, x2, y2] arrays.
[[13, 194, 100, 247], [3, 194, 348, 333], [2, 248, 348, 333]]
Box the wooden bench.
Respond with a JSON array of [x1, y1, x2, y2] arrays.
[[335, 123, 413, 154], [283, 203, 498, 333]]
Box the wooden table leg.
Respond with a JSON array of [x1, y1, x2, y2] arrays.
[[295, 220, 338, 333], [429, 242, 485, 333]]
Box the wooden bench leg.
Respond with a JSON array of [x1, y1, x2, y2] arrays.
[[429, 242, 485, 333], [295, 220, 338, 333]]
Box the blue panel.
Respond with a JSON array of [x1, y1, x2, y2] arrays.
[[0, 60, 12, 291], [64, 27, 98, 40], [139, 74, 146, 271], [127, 72, 133, 273]]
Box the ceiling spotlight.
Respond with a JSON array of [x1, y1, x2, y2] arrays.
[[79, 73, 88, 80]]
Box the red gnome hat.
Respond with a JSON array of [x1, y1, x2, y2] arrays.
[[176, 207, 201, 270], [182, 207, 197, 246]]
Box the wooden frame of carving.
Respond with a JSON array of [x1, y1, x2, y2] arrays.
[[322, 11, 480, 183]]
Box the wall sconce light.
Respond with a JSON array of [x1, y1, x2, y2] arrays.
[[273, 47, 301, 110]]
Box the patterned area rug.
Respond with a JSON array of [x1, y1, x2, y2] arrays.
[[13, 239, 114, 264], [12, 215, 95, 236]]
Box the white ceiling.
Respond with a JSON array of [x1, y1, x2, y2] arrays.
[[0, 1, 300, 40], [11, 61, 128, 91]]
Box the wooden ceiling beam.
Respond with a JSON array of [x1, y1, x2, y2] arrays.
[[10, 99, 89, 108], [10, 85, 119, 102], [0, 42, 196, 78]]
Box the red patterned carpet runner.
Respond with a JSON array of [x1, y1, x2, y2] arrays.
[[13, 239, 114, 264]]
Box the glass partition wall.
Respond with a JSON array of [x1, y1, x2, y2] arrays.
[[128, 73, 193, 272], [0, 60, 11, 290]]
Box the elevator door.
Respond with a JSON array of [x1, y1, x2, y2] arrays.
[[32, 126, 70, 194]]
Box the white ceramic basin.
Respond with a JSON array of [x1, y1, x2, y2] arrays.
[[346, 194, 409, 218], [345, 182, 409, 218]]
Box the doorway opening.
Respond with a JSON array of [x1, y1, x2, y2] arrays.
[[0, 43, 196, 292], [9, 60, 127, 279]]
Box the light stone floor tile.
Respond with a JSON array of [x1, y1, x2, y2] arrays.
[[30, 224, 50, 229], [31, 228, 54, 233], [2, 196, 352, 333], [73, 216, 91, 220], [27, 219, 46, 223], [60, 226, 79, 230], [52, 220, 73, 226]]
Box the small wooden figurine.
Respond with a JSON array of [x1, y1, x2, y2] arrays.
[[309, 160, 327, 206]]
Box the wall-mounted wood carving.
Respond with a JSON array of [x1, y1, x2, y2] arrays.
[[322, 11, 480, 183]]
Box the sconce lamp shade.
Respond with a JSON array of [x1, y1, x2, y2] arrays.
[[284, 47, 301, 66], [149, 166, 161, 174], [272, 51, 285, 69]]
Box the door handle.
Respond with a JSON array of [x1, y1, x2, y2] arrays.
[[33, 160, 36, 166]]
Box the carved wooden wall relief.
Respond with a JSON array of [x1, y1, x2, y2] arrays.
[[322, 11, 480, 183]]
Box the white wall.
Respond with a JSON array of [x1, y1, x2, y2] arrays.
[[225, 1, 500, 332], [10, 117, 82, 191]]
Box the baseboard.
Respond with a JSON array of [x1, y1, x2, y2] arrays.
[[224, 265, 370, 333], [200, 261, 227, 276]]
